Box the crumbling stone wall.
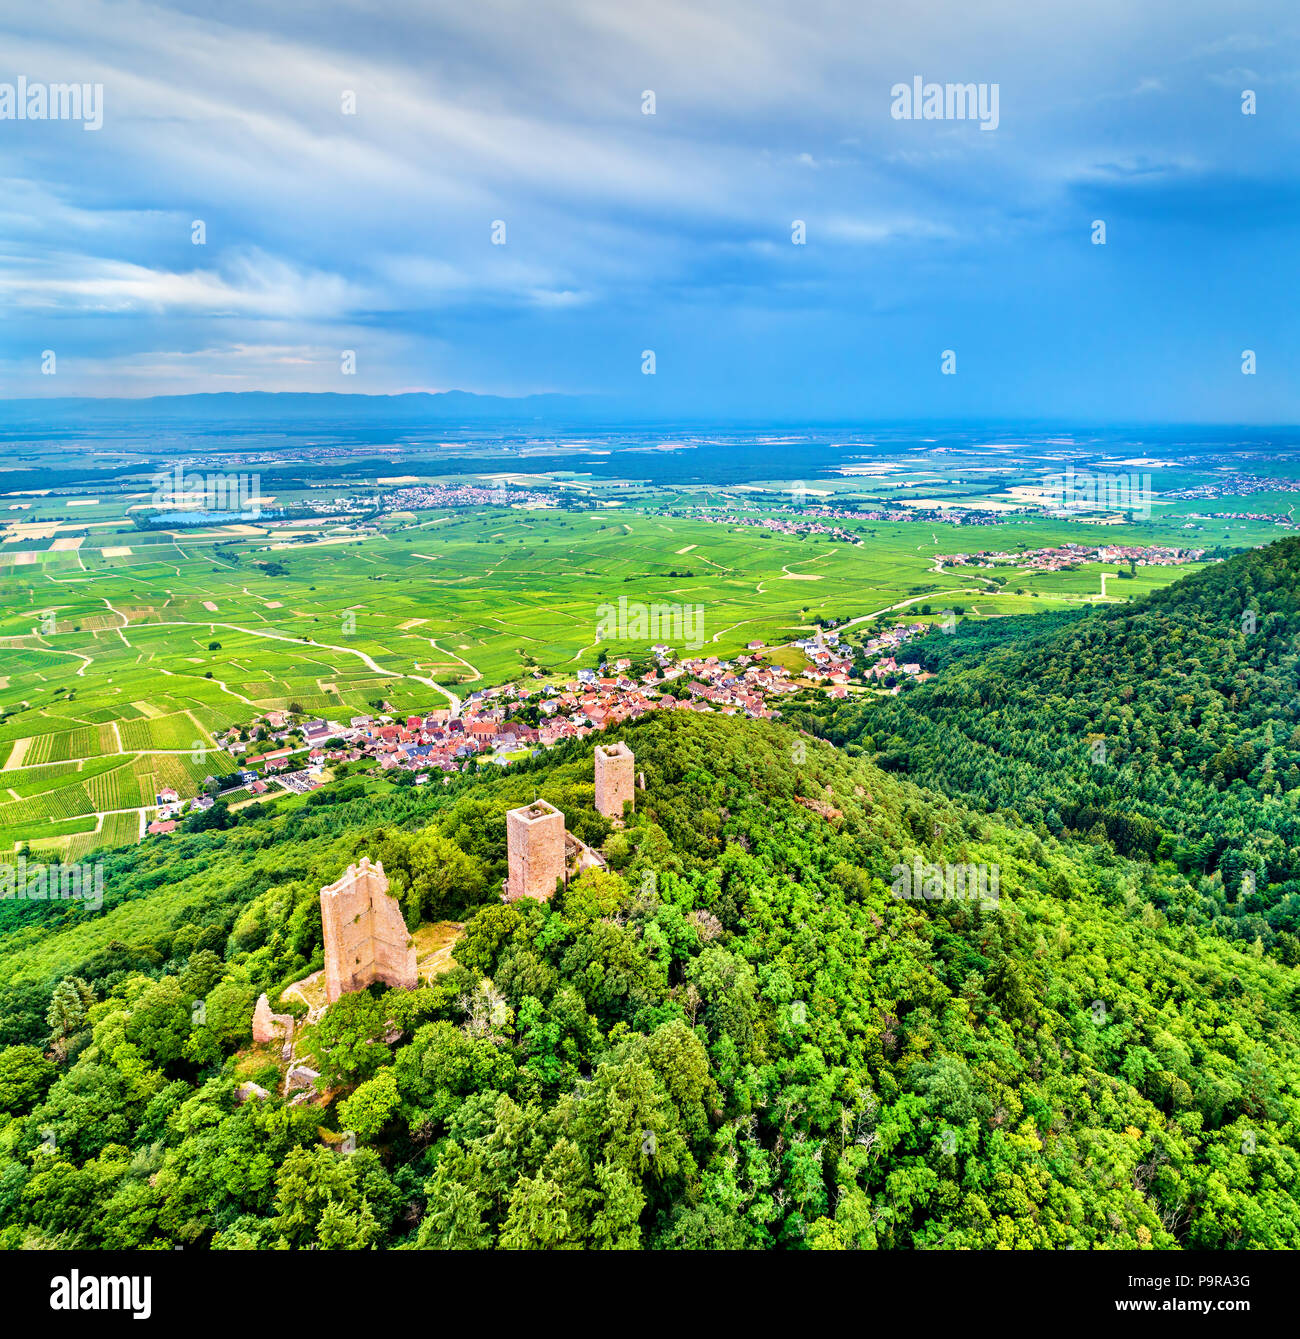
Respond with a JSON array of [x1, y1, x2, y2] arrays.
[[320, 856, 417, 1003], [252, 992, 294, 1044]]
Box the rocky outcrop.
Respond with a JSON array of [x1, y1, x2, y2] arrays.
[[286, 1065, 320, 1094]]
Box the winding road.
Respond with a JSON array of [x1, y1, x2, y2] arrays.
[[130, 618, 463, 715]]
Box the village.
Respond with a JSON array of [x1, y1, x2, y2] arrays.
[[940, 540, 1205, 571], [379, 481, 561, 511], [143, 625, 934, 832], [684, 501, 1002, 535], [685, 509, 865, 544]]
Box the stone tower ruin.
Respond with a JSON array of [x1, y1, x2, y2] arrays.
[[504, 800, 566, 902], [252, 993, 294, 1046], [320, 856, 417, 1003], [594, 741, 635, 819]]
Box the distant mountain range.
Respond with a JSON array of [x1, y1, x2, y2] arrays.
[[7, 394, 1300, 438]]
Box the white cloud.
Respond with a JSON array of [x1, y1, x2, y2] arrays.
[[0, 0, 1293, 401], [0, 250, 365, 317]]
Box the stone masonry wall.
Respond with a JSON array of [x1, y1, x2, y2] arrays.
[[594, 741, 635, 819], [320, 856, 417, 1003], [252, 992, 294, 1045], [505, 800, 566, 902]]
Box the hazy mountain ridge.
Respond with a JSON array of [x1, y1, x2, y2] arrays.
[[0, 389, 606, 426]]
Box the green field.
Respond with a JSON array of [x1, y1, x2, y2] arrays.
[[0, 489, 1219, 856]]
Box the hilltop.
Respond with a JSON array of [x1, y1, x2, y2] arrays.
[[0, 708, 1297, 1249]]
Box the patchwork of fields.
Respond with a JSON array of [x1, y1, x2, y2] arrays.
[[0, 496, 1206, 858]]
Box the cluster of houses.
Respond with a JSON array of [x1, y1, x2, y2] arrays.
[[858, 624, 928, 687], [793, 623, 928, 698], [143, 641, 831, 831], [1164, 474, 1300, 502], [310, 642, 806, 777], [1091, 543, 1206, 566], [792, 630, 857, 690], [558, 641, 799, 723], [684, 501, 1000, 532], [143, 616, 951, 834], [1188, 510, 1295, 528], [146, 783, 231, 834], [943, 542, 1204, 572], [378, 482, 558, 511], [687, 511, 863, 545]]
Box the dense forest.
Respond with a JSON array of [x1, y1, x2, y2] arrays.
[[800, 537, 1300, 960], [1, 613, 1298, 1247]]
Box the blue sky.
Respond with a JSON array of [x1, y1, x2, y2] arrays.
[[1, 0, 1297, 421]]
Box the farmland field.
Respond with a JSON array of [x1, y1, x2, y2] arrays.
[[0, 481, 1213, 855]]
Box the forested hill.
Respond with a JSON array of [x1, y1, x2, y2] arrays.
[[804, 537, 1300, 959], [1, 710, 1297, 1249]]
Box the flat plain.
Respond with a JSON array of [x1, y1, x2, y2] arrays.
[[0, 471, 1241, 858]]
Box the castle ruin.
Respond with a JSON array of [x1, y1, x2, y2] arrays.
[[320, 856, 417, 1003], [252, 992, 294, 1046], [503, 797, 610, 903], [594, 741, 635, 820], [504, 800, 567, 902]]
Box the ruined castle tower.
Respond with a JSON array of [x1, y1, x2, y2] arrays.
[[594, 741, 635, 819], [504, 800, 566, 902], [252, 992, 294, 1045], [320, 856, 417, 1003]]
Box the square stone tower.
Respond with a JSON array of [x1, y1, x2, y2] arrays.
[[594, 741, 635, 819], [320, 856, 417, 1003], [505, 800, 566, 902]]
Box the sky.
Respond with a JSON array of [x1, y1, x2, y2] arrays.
[[0, 0, 1297, 422]]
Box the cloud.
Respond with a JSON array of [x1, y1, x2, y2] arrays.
[[0, 0, 1294, 418], [0, 250, 365, 317]]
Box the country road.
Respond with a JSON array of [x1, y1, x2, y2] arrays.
[[131, 618, 463, 716]]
